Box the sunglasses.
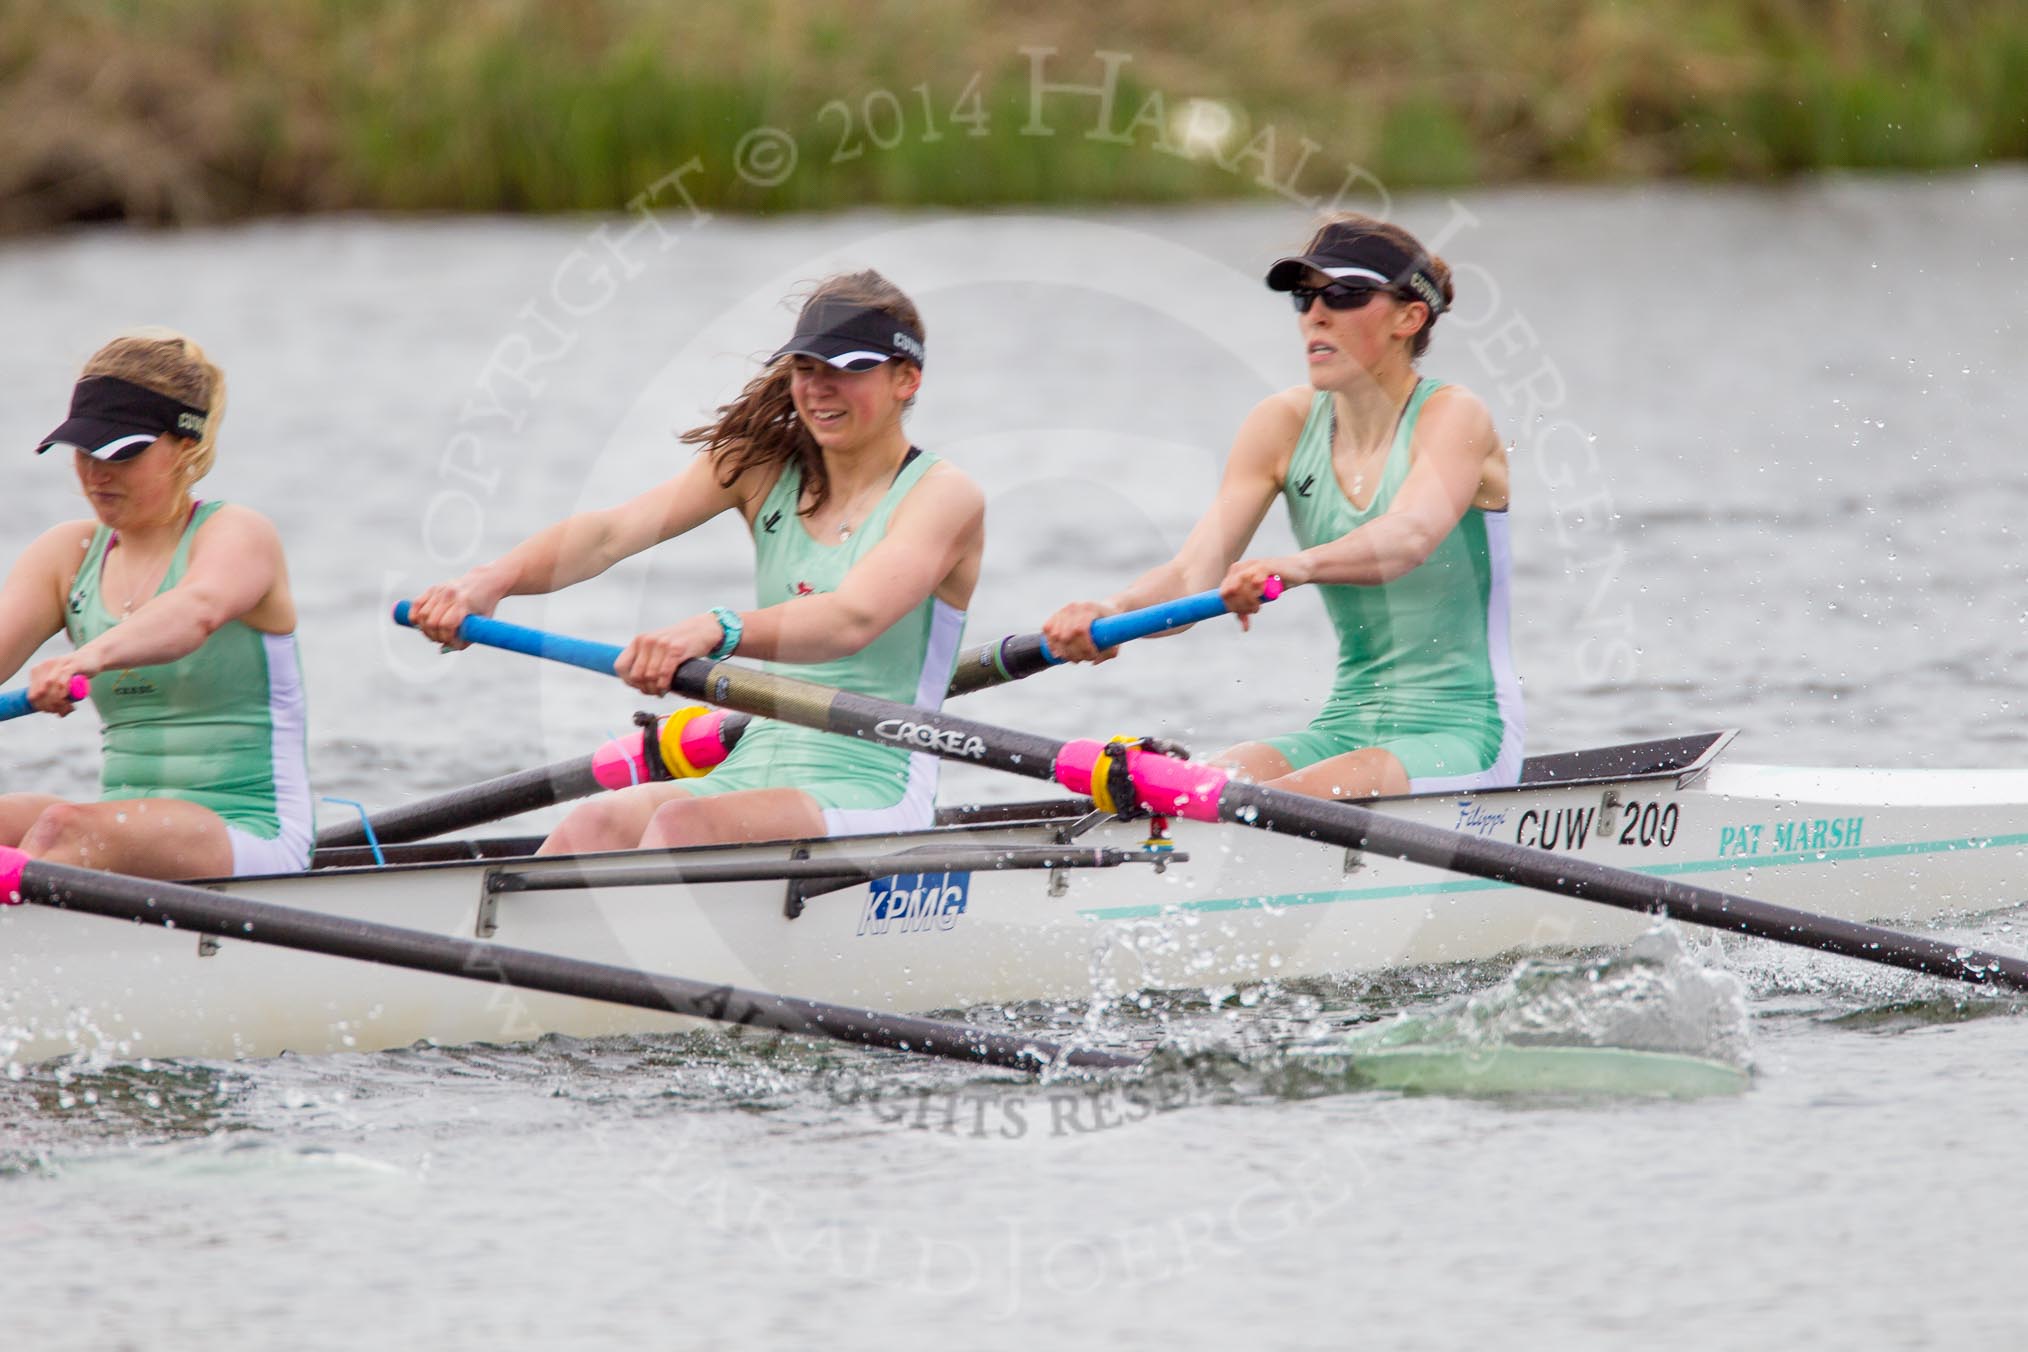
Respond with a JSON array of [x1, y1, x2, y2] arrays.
[[1289, 283, 1387, 314]]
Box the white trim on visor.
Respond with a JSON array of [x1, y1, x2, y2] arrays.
[[821, 350, 893, 370], [46, 433, 158, 461], [1319, 267, 1393, 285]]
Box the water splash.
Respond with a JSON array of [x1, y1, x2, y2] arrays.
[[1341, 923, 1754, 1067]]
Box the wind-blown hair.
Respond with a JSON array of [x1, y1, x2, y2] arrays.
[[682, 270, 923, 515]]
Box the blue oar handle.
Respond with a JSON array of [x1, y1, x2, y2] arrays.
[[0, 675, 91, 723], [947, 578, 1281, 695], [1057, 581, 1279, 664], [393, 601, 624, 678], [399, 577, 1282, 703]]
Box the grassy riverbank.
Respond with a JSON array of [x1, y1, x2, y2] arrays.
[[4, 0, 2025, 232]]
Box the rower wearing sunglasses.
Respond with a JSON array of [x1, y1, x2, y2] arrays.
[[1043, 213, 1522, 801]]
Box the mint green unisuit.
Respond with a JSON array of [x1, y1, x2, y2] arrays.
[[1266, 379, 1524, 790], [64, 500, 311, 846], [679, 450, 965, 832]]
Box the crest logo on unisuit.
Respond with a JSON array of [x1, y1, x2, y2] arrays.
[[873, 718, 987, 759]]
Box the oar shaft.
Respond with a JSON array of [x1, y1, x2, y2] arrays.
[[1208, 782, 2028, 992], [362, 587, 1273, 844], [0, 675, 90, 723], [0, 852, 1134, 1072], [654, 637, 2028, 995], [318, 711, 754, 848], [949, 583, 1279, 696], [319, 756, 604, 848], [412, 610, 2028, 994]]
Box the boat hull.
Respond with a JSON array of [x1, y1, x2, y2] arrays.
[[6, 752, 2026, 1064]]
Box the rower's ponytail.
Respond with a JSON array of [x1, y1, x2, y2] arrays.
[[82, 328, 227, 489], [683, 270, 923, 516]]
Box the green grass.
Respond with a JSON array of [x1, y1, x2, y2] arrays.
[[2, 0, 2025, 233]]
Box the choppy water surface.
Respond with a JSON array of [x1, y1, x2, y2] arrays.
[[4, 174, 2028, 1349]]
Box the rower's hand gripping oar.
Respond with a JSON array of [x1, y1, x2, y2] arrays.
[[400, 609, 2028, 999], [0, 675, 91, 723], [949, 579, 1282, 696], [331, 586, 1278, 848]]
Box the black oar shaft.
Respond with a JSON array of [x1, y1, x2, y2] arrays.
[[1218, 785, 2028, 992], [11, 859, 1133, 1072], [352, 585, 1248, 845], [320, 714, 755, 849], [651, 656, 2028, 996], [319, 756, 601, 848], [948, 634, 1048, 696]]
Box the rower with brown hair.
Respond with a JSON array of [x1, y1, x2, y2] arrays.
[[411, 270, 984, 853], [1045, 213, 1523, 801]]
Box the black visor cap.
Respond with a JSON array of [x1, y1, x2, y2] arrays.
[[36, 375, 207, 462], [769, 299, 925, 372]]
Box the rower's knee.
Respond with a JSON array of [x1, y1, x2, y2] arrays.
[[541, 800, 639, 856], [639, 797, 707, 850], [20, 803, 93, 860]]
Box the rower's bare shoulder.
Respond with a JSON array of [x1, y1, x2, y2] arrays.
[[1420, 384, 1499, 446], [1259, 386, 1319, 432], [20, 519, 99, 569], [26, 518, 100, 552], [1229, 389, 1315, 471], [192, 503, 285, 553], [909, 459, 985, 526]]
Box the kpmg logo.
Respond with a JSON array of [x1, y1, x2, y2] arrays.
[[873, 718, 986, 759], [857, 871, 969, 936]]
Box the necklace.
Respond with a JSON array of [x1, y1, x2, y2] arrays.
[[829, 478, 889, 541], [819, 448, 914, 541], [1333, 382, 1416, 503], [108, 539, 174, 617]]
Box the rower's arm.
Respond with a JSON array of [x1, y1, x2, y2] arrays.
[[1103, 395, 1290, 609], [411, 455, 745, 643], [1265, 387, 1498, 589], [67, 507, 283, 675], [0, 522, 84, 684], [608, 466, 985, 694], [1038, 394, 1291, 663]]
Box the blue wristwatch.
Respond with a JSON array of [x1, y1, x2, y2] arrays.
[[707, 606, 743, 660]]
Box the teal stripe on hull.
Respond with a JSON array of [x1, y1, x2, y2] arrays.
[[1076, 829, 2028, 921]]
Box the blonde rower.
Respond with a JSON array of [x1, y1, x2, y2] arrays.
[[0, 331, 312, 880]]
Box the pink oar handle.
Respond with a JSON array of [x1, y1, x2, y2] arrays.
[[0, 674, 90, 723]]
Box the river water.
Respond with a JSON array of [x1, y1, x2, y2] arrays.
[[3, 173, 2027, 1348]]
